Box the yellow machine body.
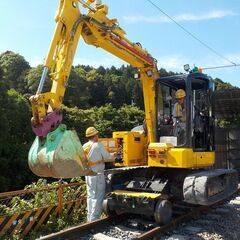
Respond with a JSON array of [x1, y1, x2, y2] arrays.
[[100, 131, 147, 167], [112, 190, 161, 199], [148, 143, 215, 168], [113, 131, 147, 167], [99, 138, 214, 169]]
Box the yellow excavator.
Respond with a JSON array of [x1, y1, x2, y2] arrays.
[[28, 0, 238, 224]]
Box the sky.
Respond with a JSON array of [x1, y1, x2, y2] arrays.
[[0, 0, 239, 86]]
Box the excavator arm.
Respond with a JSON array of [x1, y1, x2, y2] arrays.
[[28, 0, 160, 178]]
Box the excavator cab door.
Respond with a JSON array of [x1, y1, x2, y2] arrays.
[[156, 75, 187, 147], [191, 73, 215, 152], [156, 72, 214, 151]]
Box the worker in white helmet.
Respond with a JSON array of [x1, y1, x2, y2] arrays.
[[83, 127, 116, 222], [173, 89, 186, 144]]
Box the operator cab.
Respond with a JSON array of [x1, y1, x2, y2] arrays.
[[156, 71, 215, 151]]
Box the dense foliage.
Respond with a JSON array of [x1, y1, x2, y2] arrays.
[[0, 50, 238, 192], [1, 178, 87, 240]]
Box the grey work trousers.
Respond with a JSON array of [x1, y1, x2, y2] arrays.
[[86, 173, 105, 222]]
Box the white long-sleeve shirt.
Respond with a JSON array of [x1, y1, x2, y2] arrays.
[[83, 140, 115, 173]]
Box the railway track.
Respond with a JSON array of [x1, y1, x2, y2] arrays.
[[39, 189, 240, 240]]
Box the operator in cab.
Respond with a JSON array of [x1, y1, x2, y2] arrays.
[[173, 89, 186, 145], [83, 127, 116, 222]]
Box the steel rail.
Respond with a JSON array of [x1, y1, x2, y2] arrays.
[[38, 215, 127, 240], [134, 205, 209, 240], [135, 187, 240, 240]]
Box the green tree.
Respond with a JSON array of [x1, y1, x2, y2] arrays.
[[25, 64, 51, 94], [87, 104, 118, 137], [62, 106, 93, 143], [0, 67, 9, 157], [88, 104, 145, 137], [214, 78, 239, 127], [117, 104, 145, 130], [120, 65, 137, 105], [0, 89, 36, 192], [64, 67, 91, 108], [96, 66, 106, 76], [159, 68, 176, 77], [62, 104, 144, 142], [104, 73, 127, 107], [85, 69, 107, 107], [0, 51, 30, 93], [214, 78, 236, 90]]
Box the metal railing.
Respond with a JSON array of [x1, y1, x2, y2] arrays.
[[0, 182, 86, 237]]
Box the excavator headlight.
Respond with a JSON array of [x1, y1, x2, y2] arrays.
[[184, 64, 190, 72]]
